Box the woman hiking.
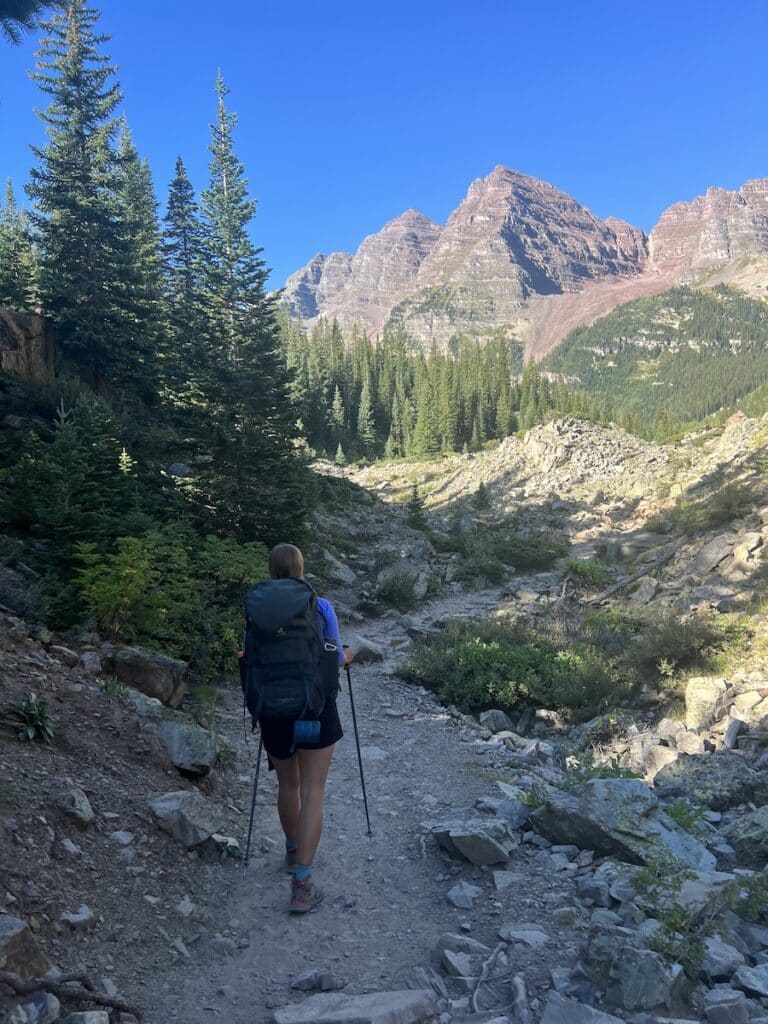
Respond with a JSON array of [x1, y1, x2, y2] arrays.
[[245, 543, 354, 915]]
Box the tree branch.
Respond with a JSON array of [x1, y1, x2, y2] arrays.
[[0, 971, 144, 1022]]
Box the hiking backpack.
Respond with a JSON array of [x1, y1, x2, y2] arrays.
[[240, 577, 340, 724]]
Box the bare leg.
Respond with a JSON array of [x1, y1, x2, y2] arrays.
[[295, 744, 336, 866], [270, 754, 301, 841]]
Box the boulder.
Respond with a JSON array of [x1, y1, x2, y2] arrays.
[[149, 790, 224, 849], [430, 817, 516, 865], [49, 644, 80, 668], [2, 992, 60, 1024], [159, 719, 217, 777], [480, 709, 515, 734], [60, 1015, 110, 1024], [349, 635, 385, 664], [79, 651, 102, 676], [272, 990, 438, 1024], [701, 935, 746, 981], [684, 676, 727, 730], [539, 993, 623, 1024], [52, 786, 95, 827], [111, 646, 186, 707], [0, 915, 48, 979], [734, 963, 768, 997], [530, 779, 716, 870], [724, 806, 768, 868], [693, 535, 736, 574], [606, 946, 686, 1012], [703, 987, 750, 1024], [321, 550, 358, 586], [654, 752, 764, 810], [628, 576, 658, 606]]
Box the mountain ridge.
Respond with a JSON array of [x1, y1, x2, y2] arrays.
[[282, 167, 768, 356]]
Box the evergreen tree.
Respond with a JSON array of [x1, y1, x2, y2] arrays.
[[0, 180, 38, 308], [27, 0, 130, 391], [0, 0, 57, 44], [198, 75, 307, 542], [356, 377, 376, 456], [334, 442, 346, 466]]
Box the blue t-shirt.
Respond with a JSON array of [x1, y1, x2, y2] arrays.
[[317, 596, 345, 665]]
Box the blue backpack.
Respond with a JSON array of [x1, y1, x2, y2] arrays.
[[241, 578, 339, 724]]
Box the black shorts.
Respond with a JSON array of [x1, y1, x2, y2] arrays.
[[258, 699, 343, 764]]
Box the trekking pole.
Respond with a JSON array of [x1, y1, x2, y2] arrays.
[[345, 663, 373, 837], [243, 735, 263, 880]]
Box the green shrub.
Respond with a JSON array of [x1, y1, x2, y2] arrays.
[[567, 558, 610, 587], [472, 482, 491, 510], [74, 525, 268, 681], [375, 570, 417, 611], [648, 482, 754, 536], [2, 692, 56, 743], [628, 608, 726, 680], [401, 617, 632, 722], [454, 550, 507, 585]]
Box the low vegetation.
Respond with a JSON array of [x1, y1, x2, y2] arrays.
[[566, 557, 611, 587], [374, 570, 418, 611], [2, 691, 56, 743], [647, 482, 754, 536]]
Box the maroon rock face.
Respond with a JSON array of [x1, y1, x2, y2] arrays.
[[282, 169, 768, 356], [649, 178, 768, 277]]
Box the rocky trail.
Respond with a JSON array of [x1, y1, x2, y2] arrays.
[[6, 415, 768, 1024]]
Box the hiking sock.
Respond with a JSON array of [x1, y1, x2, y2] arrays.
[[294, 863, 312, 883], [286, 838, 298, 852]]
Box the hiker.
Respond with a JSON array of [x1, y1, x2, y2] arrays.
[[241, 542, 354, 914]]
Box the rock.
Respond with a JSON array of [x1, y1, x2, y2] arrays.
[[59, 905, 95, 930], [734, 963, 768, 996], [654, 752, 763, 810], [272, 989, 438, 1024], [577, 877, 612, 907], [608, 946, 686, 1011], [149, 790, 224, 849], [540, 993, 623, 1024], [430, 817, 516, 866], [723, 806, 768, 868], [447, 881, 482, 909], [644, 745, 678, 779], [349, 635, 385, 664], [159, 718, 217, 777], [435, 933, 492, 957], [394, 967, 448, 1000], [684, 676, 727, 730], [441, 949, 478, 978], [498, 924, 549, 947], [319, 974, 346, 993], [2, 992, 60, 1024], [110, 830, 134, 846], [167, 463, 192, 477], [477, 798, 530, 830], [628, 577, 658, 606], [693, 535, 736, 574], [111, 645, 187, 707], [321, 550, 357, 586], [530, 779, 715, 870], [703, 986, 750, 1024], [49, 644, 80, 667], [701, 935, 746, 980], [480, 710, 515, 734], [493, 871, 524, 891], [60, 1015, 110, 1024], [52, 786, 95, 827], [0, 915, 48, 979], [292, 970, 321, 991], [79, 651, 102, 676]]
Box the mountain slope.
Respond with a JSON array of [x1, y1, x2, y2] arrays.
[[543, 285, 768, 429]]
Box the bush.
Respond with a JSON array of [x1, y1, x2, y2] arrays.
[[453, 525, 569, 584], [375, 569, 417, 611], [74, 525, 269, 681], [628, 608, 726, 680], [648, 482, 754, 536], [401, 617, 632, 722], [566, 558, 611, 587]]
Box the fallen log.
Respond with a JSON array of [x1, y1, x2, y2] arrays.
[[0, 970, 144, 1022], [582, 540, 686, 606]]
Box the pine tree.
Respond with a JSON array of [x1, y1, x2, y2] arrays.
[[334, 442, 346, 466], [198, 75, 307, 542], [0, 180, 38, 309], [27, 0, 131, 392], [356, 377, 376, 456], [0, 0, 54, 44], [162, 156, 206, 338]]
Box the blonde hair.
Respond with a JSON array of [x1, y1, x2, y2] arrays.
[[268, 543, 304, 580]]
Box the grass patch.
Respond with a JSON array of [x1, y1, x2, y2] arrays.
[[401, 616, 632, 722], [566, 557, 611, 587]]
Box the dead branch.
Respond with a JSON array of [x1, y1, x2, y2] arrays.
[[582, 540, 685, 606], [0, 971, 144, 1022]]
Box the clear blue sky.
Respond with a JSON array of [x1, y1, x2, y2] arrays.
[[1, 0, 767, 286]]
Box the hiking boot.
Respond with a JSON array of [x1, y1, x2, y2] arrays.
[[289, 876, 323, 914]]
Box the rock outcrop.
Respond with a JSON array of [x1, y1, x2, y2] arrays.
[[0, 309, 54, 379]]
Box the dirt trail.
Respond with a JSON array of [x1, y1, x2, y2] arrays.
[[157, 584, 579, 1024]]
